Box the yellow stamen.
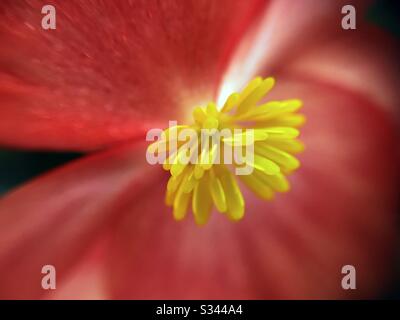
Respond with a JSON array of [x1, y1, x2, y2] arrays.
[[147, 77, 305, 225]]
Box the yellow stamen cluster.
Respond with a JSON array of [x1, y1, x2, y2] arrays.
[[148, 77, 305, 225]]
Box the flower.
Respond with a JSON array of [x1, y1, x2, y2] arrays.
[[0, 0, 398, 299]]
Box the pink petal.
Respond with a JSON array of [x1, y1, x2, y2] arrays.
[[0, 0, 266, 151], [104, 78, 398, 299], [218, 0, 371, 102], [282, 26, 400, 116], [0, 142, 161, 299], [47, 238, 110, 300]]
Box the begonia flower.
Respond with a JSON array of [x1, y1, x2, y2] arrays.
[[0, 0, 398, 299]]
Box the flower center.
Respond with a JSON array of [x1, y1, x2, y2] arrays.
[[147, 77, 305, 225]]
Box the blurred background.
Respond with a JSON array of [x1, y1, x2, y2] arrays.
[[0, 0, 399, 299]]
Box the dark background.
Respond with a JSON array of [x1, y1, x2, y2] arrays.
[[0, 0, 399, 299]]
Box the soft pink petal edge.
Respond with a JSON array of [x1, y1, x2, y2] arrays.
[[0, 141, 161, 299]]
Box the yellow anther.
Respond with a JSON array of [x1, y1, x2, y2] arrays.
[[147, 77, 305, 225]]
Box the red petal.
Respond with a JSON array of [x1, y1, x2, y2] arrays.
[[218, 0, 371, 100], [283, 26, 400, 116], [48, 238, 110, 300], [0, 142, 161, 299], [104, 79, 398, 299], [0, 0, 266, 151]]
